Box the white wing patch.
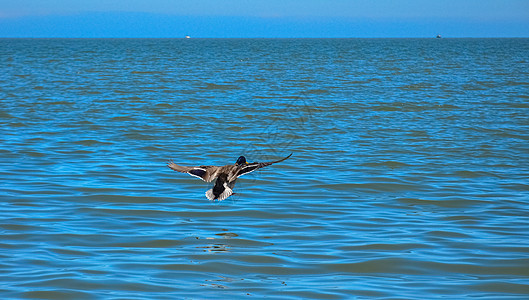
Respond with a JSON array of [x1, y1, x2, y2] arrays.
[[237, 163, 261, 178], [188, 168, 208, 181]]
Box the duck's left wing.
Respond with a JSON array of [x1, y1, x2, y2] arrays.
[[167, 161, 218, 182], [236, 153, 292, 178]]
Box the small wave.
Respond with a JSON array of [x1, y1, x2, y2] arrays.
[[201, 83, 240, 90]]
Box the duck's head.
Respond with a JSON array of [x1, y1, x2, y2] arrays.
[[235, 156, 248, 166]]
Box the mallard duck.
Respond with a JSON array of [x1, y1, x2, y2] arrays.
[[167, 153, 292, 201]]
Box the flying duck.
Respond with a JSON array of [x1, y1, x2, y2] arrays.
[[167, 153, 292, 201]]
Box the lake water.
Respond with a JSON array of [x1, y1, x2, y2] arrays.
[[1, 38, 529, 299]]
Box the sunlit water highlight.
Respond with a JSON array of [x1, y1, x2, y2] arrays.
[[1, 38, 529, 299]]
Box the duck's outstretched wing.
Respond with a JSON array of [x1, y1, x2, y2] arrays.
[[236, 153, 292, 178], [167, 161, 218, 182]]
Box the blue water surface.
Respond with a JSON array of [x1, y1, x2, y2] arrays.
[[1, 38, 529, 299]]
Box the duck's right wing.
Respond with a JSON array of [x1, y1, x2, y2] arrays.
[[167, 161, 218, 182], [236, 153, 292, 178]]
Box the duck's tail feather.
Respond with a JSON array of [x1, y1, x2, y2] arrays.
[[205, 189, 215, 200], [205, 186, 233, 201]]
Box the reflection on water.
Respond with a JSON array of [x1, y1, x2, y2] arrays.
[[1, 38, 529, 299], [197, 231, 238, 252], [199, 243, 230, 253]]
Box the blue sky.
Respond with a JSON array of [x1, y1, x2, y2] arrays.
[[1, 0, 528, 37]]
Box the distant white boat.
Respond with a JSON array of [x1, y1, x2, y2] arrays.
[[185, 35, 191, 39], [436, 34, 442, 38]]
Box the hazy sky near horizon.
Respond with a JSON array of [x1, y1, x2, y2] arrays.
[[1, 0, 528, 37]]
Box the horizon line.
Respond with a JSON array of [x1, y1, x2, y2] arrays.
[[2, 36, 529, 39]]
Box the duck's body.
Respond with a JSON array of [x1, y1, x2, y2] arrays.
[[167, 153, 292, 201]]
